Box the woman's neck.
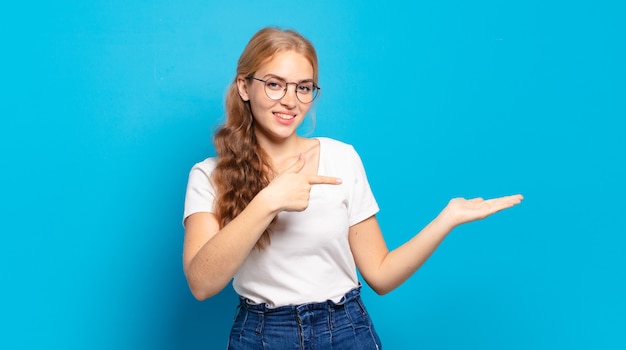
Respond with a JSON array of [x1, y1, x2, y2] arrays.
[[259, 136, 319, 174]]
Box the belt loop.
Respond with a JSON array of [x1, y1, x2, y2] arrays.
[[255, 311, 264, 334], [327, 303, 335, 330]]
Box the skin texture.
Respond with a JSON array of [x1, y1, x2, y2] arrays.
[[182, 50, 523, 300]]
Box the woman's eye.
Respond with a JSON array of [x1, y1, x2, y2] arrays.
[[298, 84, 313, 93], [266, 80, 284, 90]]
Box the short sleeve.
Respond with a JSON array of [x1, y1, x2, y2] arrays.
[[346, 146, 379, 226], [182, 158, 218, 227]]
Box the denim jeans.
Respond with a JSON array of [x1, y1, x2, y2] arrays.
[[227, 286, 382, 349]]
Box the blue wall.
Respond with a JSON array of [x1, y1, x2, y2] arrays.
[[2, 1, 624, 349]]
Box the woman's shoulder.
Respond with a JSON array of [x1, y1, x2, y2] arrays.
[[190, 157, 218, 174], [316, 137, 363, 166], [316, 137, 356, 153]]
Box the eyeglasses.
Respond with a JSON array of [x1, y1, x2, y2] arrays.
[[248, 76, 320, 103]]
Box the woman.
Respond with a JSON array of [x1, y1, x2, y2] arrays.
[[182, 27, 523, 349]]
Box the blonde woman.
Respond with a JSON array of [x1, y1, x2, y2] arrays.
[[182, 27, 523, 349]]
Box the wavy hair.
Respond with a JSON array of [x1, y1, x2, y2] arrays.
[[212, 27, 319, 248]]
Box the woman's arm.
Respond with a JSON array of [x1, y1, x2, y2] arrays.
[[183, 192, 279, 301], [183, 155, 342, 300], [349, 195, 523, 295]]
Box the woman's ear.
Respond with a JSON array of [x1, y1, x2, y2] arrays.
[[236, 76, 250, 102]]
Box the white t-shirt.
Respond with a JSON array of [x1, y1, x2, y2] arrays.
[[183, 137, 379, 307]]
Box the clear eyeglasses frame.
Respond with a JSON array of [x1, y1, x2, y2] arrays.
[[248, 76, 321, 103]]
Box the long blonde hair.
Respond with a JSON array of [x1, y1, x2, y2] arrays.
[[212, 27, 319, 247]]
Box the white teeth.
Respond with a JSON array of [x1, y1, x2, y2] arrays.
[[275, 113, 295, 120]]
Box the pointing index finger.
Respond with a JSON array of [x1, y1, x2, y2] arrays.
[[307, 175, 343, 185]]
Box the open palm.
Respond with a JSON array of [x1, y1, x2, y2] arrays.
[[442, 194, 524, 227]]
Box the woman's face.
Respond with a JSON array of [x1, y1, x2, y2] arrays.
[[237, 50, 315, 144]]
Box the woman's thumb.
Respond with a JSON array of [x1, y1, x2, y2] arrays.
[[284, 154, 305, 174]]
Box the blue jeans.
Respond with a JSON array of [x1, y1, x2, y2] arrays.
[[227, 286, 382, 349]]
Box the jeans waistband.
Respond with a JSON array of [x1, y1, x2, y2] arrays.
[[239, 286, 362, 314]]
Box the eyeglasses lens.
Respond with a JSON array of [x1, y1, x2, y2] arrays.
[[263, 78, 318, 103]]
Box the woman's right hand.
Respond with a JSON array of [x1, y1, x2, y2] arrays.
[[262, 154, 342, 212]]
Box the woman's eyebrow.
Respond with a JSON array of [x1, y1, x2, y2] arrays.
[[261, 73, 314, 83]]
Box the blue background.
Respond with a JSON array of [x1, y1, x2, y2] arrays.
[[2, 1, 625, 349]]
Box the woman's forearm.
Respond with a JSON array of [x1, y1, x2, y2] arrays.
[[184, 191, 279, 300], [370, 214, 453, 295]]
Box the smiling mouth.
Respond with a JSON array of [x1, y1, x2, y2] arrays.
[[274, 112, 296, 120]]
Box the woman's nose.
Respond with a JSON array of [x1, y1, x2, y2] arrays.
[[280, 83, 298, 106]]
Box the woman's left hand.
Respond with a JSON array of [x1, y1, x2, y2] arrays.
[[439, 194, 524, 229]]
